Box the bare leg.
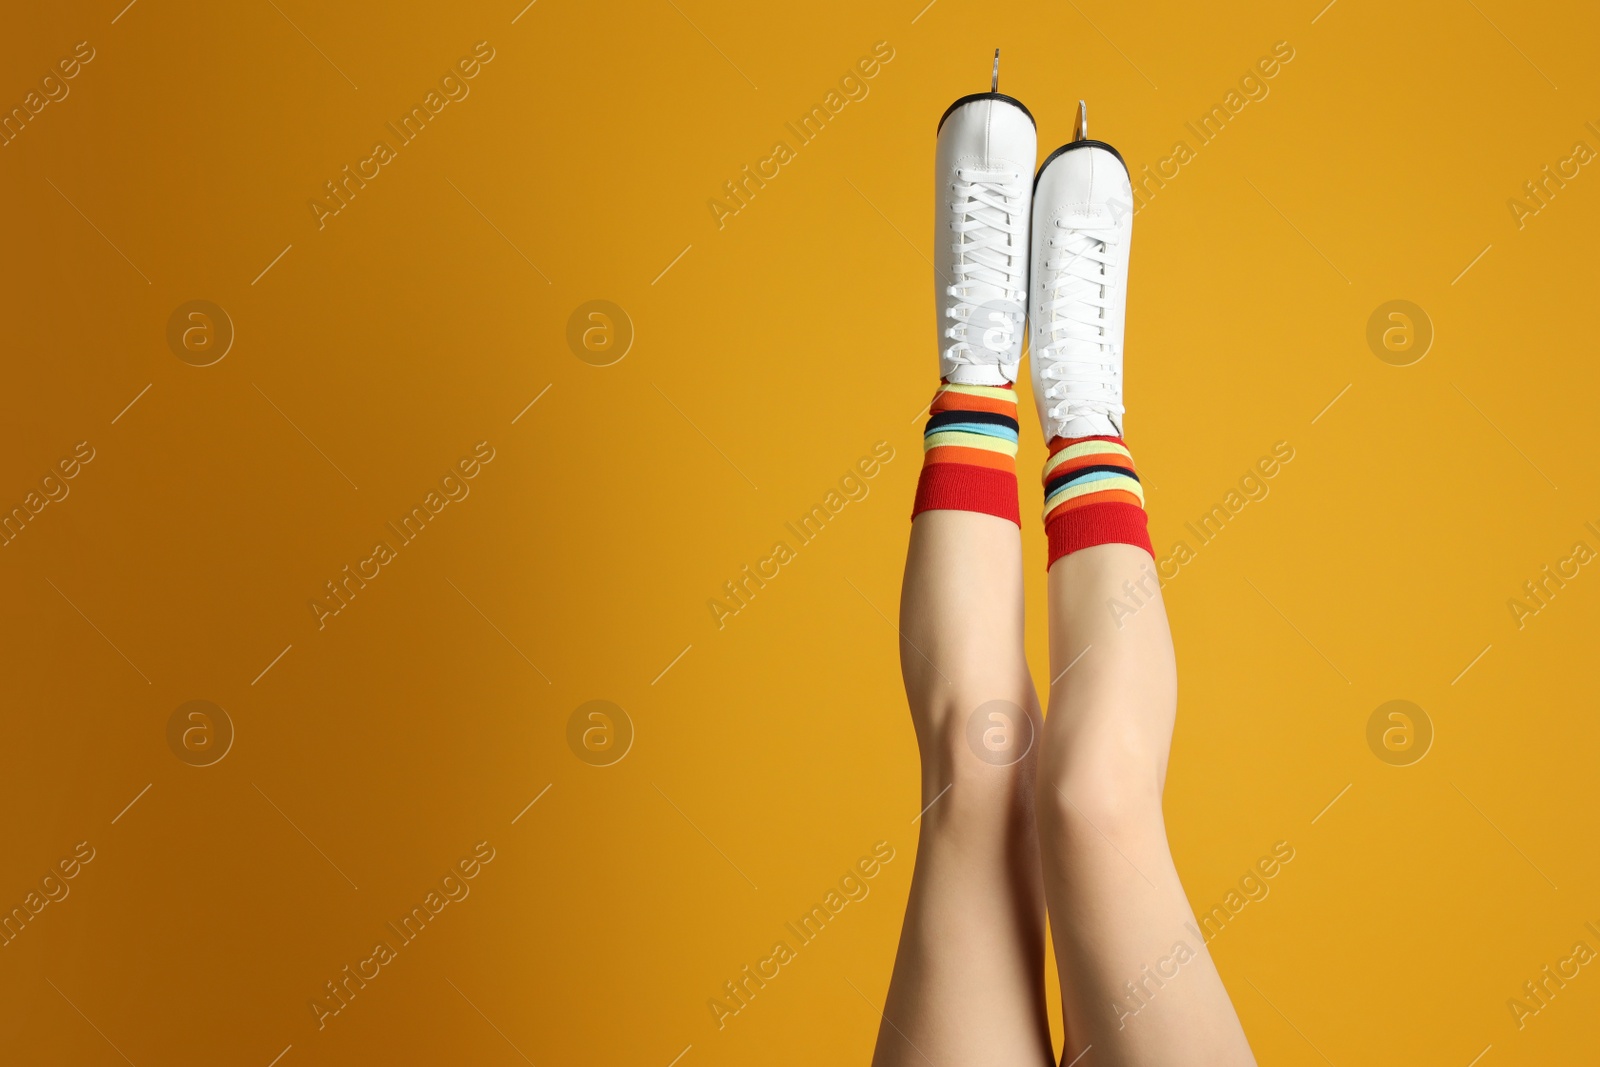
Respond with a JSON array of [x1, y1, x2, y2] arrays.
[[1037, 544, 1255, 1065], [872, 510, 1054, 1067]]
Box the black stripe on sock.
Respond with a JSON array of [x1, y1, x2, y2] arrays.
[[926, 409, 1020, 433], [1044, 463, 1139, 498]]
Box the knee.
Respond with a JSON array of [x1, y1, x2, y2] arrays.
[[908, 663, 1037, 762], [1037, 734, 1165, 850], [912, 686, 1040, 826]]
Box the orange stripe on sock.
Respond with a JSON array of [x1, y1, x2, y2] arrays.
[[1044, 488, 1142, 523], [1047, 434, 1126, 457], [930, 391, 1018, 416], [924, 445, 1016, 471]]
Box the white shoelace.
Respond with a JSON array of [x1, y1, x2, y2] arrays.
[[1038, 214, 1122, 434], [944, 168, 1026, 366]]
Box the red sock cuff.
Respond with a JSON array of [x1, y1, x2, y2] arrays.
[[1045, 501, 1153, 565], [913, 464, 1021, 526]]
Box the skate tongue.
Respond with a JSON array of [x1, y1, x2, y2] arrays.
[[1056, 412, 1120, 439]]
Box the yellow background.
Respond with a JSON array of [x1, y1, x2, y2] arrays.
[[4, 0, 1599, 1063]]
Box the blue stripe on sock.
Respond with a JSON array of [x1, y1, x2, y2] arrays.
[[923, 421, 1020, 443]]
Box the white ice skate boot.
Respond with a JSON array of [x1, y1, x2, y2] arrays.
[[934, 50, 1036, 386], [1030, 102, 1134, 439]]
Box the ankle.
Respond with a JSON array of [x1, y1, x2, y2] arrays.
[[1042, 434, 1152, 568], [912, 382, 1021, 525]]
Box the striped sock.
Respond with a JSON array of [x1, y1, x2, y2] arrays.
[[1042, 435, 1153, 566], [912, 382, 1020, 525]]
